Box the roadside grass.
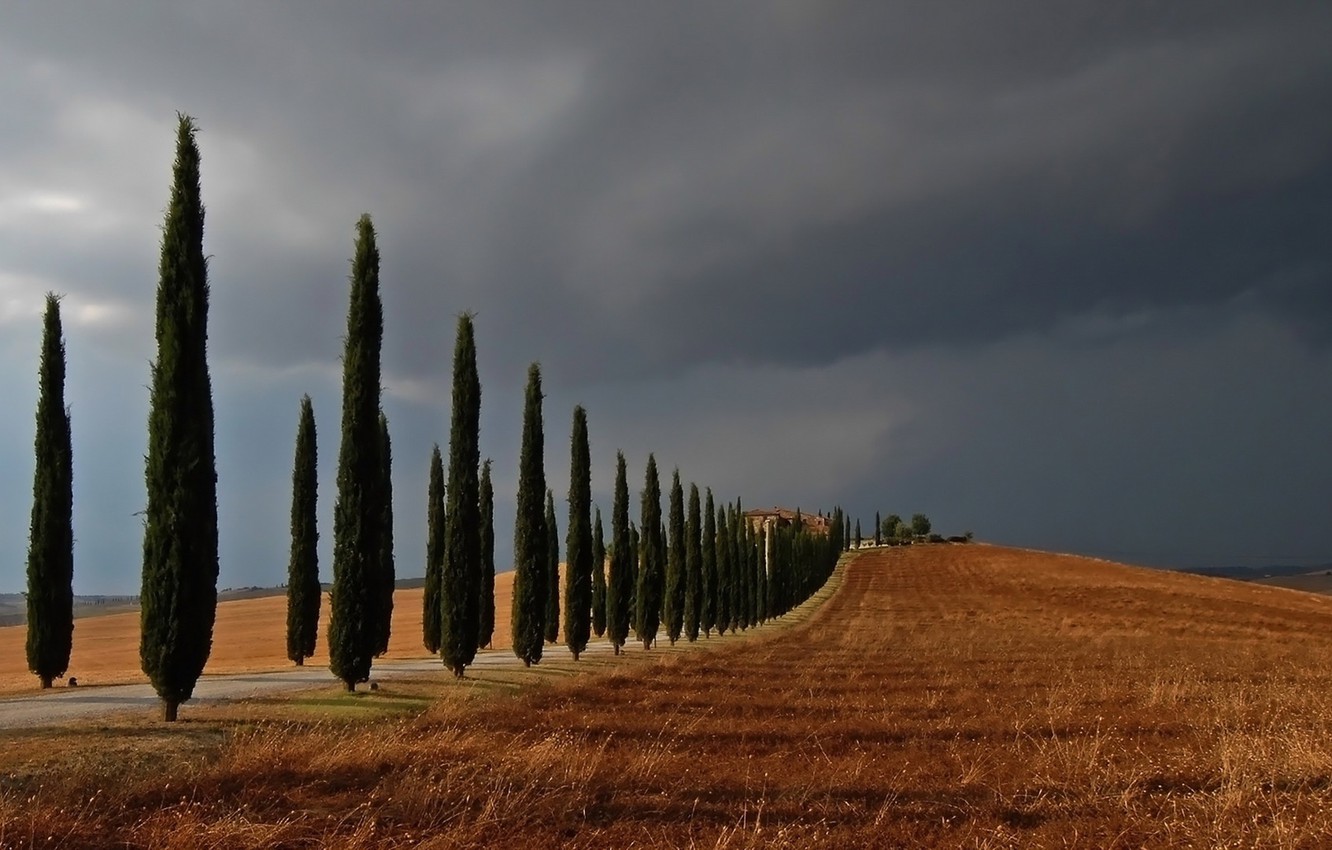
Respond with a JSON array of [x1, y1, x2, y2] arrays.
[[9, 545, 1332, 847]]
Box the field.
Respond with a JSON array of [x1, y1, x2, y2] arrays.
[[0, 573, 517, 695], [6, 544, 1332, 848]]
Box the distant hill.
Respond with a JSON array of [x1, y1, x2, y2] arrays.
[[0, 576, 428, 627], [1183, 564, 1332, 597]]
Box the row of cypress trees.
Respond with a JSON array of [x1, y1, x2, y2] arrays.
[[20, 114, 847, 717]]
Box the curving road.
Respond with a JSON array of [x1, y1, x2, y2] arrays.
[[0, 642, 617, 729]]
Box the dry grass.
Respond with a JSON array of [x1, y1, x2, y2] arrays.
[[7, 545, 1332, 848], [0, 574, 516, 695]]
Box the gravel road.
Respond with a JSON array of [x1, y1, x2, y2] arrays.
[[0, 643, 614, 729]]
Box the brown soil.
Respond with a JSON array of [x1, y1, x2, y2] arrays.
[[8, 545, 1332, 848]]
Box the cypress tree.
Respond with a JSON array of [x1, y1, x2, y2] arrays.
[[683, 483, 702, 642], [591, 507, 607, 638], [285, 395, 319, 666], [422, 444, 444, 653], [728, 502, 744, 632], [564, 406, 593, 660], [511, 363, 547, 667], [875, 511, 882, 546], [26, 293, 74, 689], [478, 458, 496, 648], [701, 488, 717, 637], [714, 503, 730, 635], [328, 214, 383, 692], [855, 518, 861, 549], [628, 521, 640, 618], [664, 470, 685, 645], [606, 452, 631, 655], [374, 412, 395, 656], [544, 490, 560, 643], [756, 525, 768, 624], [635, 455, 664, 649], [140, 115, 219, 721], [440, 313, 482, 677]]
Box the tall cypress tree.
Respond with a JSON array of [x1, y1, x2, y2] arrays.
[[683, 483, 702, 642], [26, 293, 73, 689], [855, 518, 861, 549], [701, 488, 717, 638], [875, 511, 882, 546], [591, 507, 607, 638], [544, 490, 560, 643], [328, 214, 383, 692], [606, 453, 631, 654], [440, 314, 482, 677], [140, 115, 219, 721], [635, 455, 664, 649], [375, 412, 395, 656], [478, 458, 496, 648], [663, 470, 685, 645], [285, 395, 319, 666], [564, 406, 593, 660], [730, 501, 746, 632], [511, 364, 547, 667], [715, 503, 731, 634], [422, 444, 444, 653]]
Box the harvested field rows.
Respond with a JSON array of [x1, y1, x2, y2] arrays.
[[7, 545, 1332, 848]]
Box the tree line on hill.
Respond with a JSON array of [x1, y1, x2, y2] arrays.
[[20, 113, 848, 719]]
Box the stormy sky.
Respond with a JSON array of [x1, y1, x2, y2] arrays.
[[1, 3, 1329, 594]]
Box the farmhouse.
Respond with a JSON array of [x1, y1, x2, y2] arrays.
[[743, 506, 833, 537]]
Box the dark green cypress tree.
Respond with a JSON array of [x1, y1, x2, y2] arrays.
[[564, 406, 593, 660], [628, 521, 640, 618], [855, 518, 862, 549], [374, 412, 394, 656], [591, 507, 607, 638], [478, 458, 496, 648], [26, 293, 73, 689], [875, 511, 882, 546], [422, 444, 444, 654], [714, 503, 730, 635], [606, 452, 631, 655], [440, 314, 482, 677], [511, 364, 547, 667], [683, 483, 702, 642], [328, 214, 383, 692], [664, 470, 685, 645], [701, 489, 717, 637], [729, 501, 744, 632], [285, 395, 319, 666], [756, 525, 768, 624], [635, 455, 664, 649], [544, 490, 560, 643], [140, 115, 220, 721]]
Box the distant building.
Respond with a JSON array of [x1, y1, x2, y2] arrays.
[[743, 506, 833, 537]]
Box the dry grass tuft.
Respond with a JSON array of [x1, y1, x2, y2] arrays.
[[7, 546, 1332, 847]]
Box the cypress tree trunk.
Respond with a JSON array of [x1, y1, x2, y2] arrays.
[[683, 483, 702, 642], [701, 489, 716, 638], [328, 214, 383, 691], [591, 507, 607, 638], [422, 444, 444, 654], [635, 455, 664, 649], [286, 395, 320, 665], [564, 406, 593, 661], [511, 363, 547, 667], [375, 412, 395, 656], [26, 293, 74, 690], [544, 491, 560, 643], [664, 470, 685, 646], [140, 115, 219, 720], [440, 314, 482, 677], [478, 459, 496, 648], [606, 452, 631, 655]]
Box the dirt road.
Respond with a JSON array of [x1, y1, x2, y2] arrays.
[[0, 641, 611, 728]]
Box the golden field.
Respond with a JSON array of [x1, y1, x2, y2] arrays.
[[0, 572, 516, 695], [8, 545, 1332, 847]]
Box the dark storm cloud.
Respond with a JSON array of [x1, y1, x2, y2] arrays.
[[1, 3, 1330, 592]]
